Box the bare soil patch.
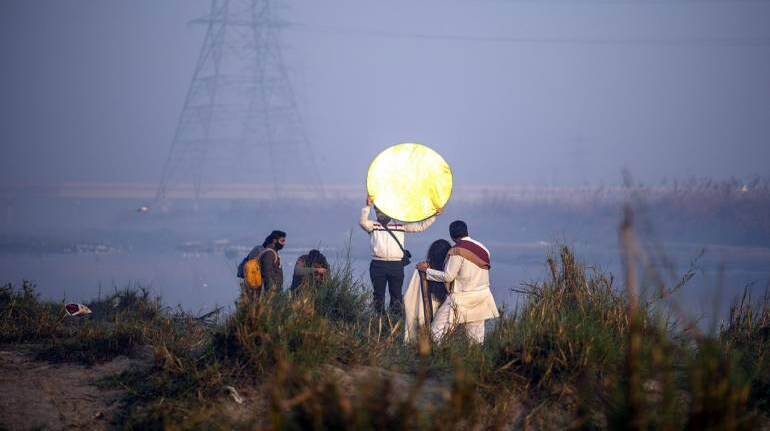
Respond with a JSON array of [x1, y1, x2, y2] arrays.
[[0, 344, 149, 431]]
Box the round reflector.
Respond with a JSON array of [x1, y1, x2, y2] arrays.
[[366, 143, 452, 222]]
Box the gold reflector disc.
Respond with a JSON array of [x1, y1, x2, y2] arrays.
[[366, 143, 452, 222]]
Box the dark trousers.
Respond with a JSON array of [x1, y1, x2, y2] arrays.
[[369, 260, 405, 314]]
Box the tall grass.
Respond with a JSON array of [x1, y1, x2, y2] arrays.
[[0, 280, 62, 342], [2, 235, 769, 429], [721, 287, 770, 413]]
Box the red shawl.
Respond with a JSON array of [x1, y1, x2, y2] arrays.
[[449, 239, 491, 269]]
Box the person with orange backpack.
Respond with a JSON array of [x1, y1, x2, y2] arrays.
[[237, 230, 286, 302]]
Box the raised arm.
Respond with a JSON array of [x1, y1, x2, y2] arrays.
[[425, 254, 462, 283], [359, 206, 375, 233], [402, 215, 436, 232], [403, 207, 442, 232]]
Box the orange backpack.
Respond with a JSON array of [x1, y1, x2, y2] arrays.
[[243, 249, 276, 289]]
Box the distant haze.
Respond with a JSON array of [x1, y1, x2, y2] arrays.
[[1, 0, 769, 189]]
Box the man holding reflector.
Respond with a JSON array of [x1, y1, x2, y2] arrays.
[[361, 143, 451, 315]]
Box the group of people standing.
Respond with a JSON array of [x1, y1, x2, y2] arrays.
[[237, 195, 499, 344], [359, 197, 498, 343]]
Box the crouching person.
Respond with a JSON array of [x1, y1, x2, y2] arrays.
[[416, 220, 498, 343], [290, 249, 329, 293]]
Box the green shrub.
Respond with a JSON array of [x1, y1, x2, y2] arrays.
[[0, 281, 63, 341], [5, 244, 770, 429]]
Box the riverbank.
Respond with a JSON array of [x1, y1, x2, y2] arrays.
[[1, 245, 769, 429]]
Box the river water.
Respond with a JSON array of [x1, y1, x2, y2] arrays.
[[2, 195, 768, 326]]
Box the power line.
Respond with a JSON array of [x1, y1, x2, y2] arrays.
[[289, 22, 770, 47], [398, 0, 770, 5]]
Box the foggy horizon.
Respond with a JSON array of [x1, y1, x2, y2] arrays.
[[2, 0, 769, 190], [1, 0, 768, 315], [2, 3, 770, 426]]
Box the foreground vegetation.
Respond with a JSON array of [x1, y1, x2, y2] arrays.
[[2, 240, 769, 429]]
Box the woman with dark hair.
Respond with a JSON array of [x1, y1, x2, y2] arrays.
[[290, 249, 330, 292], [403, 239, 452, 343], [426, 239, 452, 304]]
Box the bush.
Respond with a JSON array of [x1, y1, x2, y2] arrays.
[[0, 281, 63, 342], [5, 244, 770, 429], [721, 288, 770, 412]]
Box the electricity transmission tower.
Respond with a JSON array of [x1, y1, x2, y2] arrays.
[[156, 0, 323, 202]]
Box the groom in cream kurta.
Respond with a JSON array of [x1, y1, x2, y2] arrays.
[[416, 220, 499, 343]]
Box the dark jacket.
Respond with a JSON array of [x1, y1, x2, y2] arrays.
[[259, 247, 283, 291], [289, 254, 329, 292]]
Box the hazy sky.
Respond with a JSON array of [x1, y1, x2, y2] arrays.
[[1, 0, 769, 189]]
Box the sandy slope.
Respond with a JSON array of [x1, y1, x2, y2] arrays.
[[0, 344, 148, 431]]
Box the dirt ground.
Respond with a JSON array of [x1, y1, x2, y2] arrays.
[[0, 344, 149, 431], [0, 345, 454, 430]]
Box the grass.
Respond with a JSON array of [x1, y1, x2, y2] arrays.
[[2, 229, 770, 429]]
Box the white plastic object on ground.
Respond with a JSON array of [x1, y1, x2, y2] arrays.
[[64, 303, 92, 317]]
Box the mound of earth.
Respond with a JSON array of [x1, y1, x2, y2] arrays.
[[0, 344, 150, 431]]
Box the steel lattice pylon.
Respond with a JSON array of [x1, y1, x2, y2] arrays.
[[156, 0, 323, 202]]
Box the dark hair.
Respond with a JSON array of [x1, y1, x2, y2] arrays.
[[449, 220, 468, 240], [427, 239, 451, 269], [262, 230, 287, 247], [373, 206, 391, 223], [307, 249, 329, 269]]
